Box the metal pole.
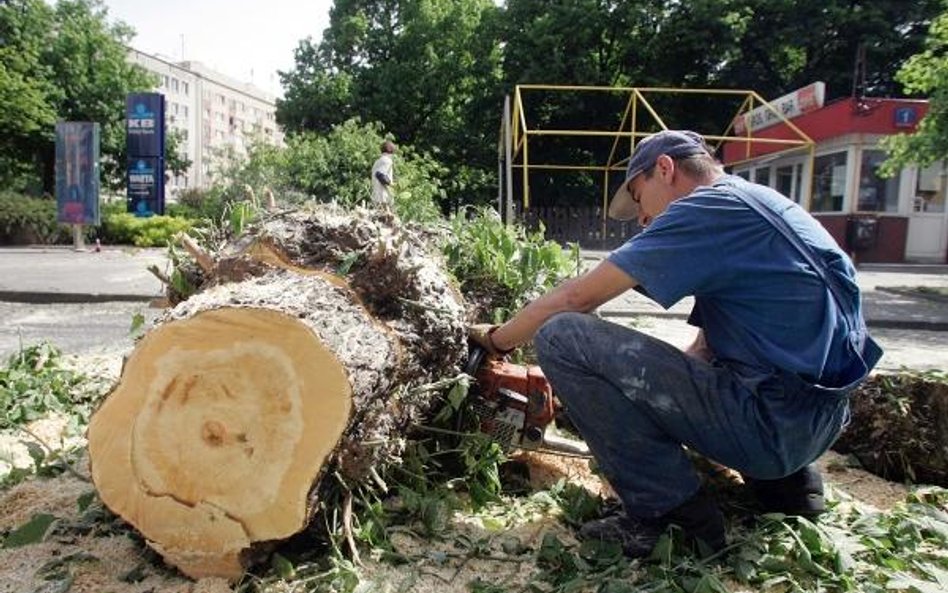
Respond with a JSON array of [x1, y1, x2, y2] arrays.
[[523, 132, 530, 209], [504, 95, 514, 225], [72, 224, 85, 251], [497, 104, 504, 218]]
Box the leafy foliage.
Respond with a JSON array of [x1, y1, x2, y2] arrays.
[[442, 207, 579, 322], [0, 192, 71, 244], [0, 343, 105, 431], [278, 0, 941, 209], [0, 0, 159, 193], [278, 0, 503, 206], [99, 211, 193, 247], [881, 9, 948, 174], [202, 118, 447, 224]]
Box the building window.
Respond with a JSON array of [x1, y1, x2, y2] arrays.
[[857, 150, 900, 212], [219, 94, 225, 105], [734, 169, 750, 180], [916, 161, 947, 213], [162, 75, 169, 88], [776, 163, 804, 204], [171, 78, 179, 92], [183, 82, 189, 96], [182, 106, 188, 118], [811, 151, 848, 212], [754, 167, 772, 187]]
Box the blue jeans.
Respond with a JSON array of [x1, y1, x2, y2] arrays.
[[534, 313, 850, 520]]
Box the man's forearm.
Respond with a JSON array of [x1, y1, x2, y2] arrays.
[[489, 261, 637, 352], [489, 285, 579, 352]]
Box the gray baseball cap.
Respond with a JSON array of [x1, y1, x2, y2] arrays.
[[608, 130, 710, 220]]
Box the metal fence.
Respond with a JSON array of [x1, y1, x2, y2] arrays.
[[517, 206, 642, 250]]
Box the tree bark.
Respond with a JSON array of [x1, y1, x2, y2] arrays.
[[87, 206, 468, 580]]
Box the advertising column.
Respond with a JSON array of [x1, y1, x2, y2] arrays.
[[125, 93, 166, 216], [55, 121, 101, 249]]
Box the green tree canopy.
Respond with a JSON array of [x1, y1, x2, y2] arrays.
[[881, 8, 948, 174], [279, 0, 942, 208], [277, 0, 503, 206], [0, 0, 162, 193]]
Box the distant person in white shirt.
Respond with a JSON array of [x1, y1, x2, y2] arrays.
[[371, 140, 396, 211]]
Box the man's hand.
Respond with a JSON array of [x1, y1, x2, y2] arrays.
[[469, 323, 507, 357], [684, 329, 713, 362]]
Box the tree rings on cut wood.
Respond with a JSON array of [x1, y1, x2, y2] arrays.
[[88, 305, 354, 578]]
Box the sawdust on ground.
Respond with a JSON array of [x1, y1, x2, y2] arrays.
[[0, 455, 227, 593], [0, 444, 913, 593]]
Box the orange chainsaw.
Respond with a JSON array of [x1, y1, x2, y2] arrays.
[[465, 345, 591, 456]]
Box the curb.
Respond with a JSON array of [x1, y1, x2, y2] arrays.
[[0, 291, 160, 304], [876, 286, 948, 304], [598, 310, 948, 332]]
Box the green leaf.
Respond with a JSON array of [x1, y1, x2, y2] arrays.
[[129, 312, 145, 334], [734, 559, 757, 582], [599, 581, 636, 593], [336, 251, 360, 275], [119, 562, 148, 583], [3, 513, 57, 548], [271, 552, 295, 579], [24, 440, 46, 471], [76, 491, 96, 513], [32, 576, 74, 593]]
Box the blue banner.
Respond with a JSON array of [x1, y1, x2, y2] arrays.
[[55, 122, 101, 226], [126, 157, 165, 217], [126, 93, 165, 157]]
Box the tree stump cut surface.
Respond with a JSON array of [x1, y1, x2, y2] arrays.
[[89, 306, 354, 579]]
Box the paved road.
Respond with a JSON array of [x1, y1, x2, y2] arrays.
[[0, 301, 163, 363], [0, 246, 165, 301], [615, 315, 948, 374], [1, 301, 945, 375], [0, 246, 945, 374]]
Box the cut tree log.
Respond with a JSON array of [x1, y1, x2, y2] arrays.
[[87, 206, 468, 580]]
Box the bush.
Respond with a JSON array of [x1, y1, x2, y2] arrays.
[[100, 212, 193, 247], [168, 188, 227, 221], [441, 207, 579, 322], [0, 192, 71, 244], [282, 119, 447, 223], [204, 119, 448, 224]]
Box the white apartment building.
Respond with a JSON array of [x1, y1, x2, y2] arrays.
[[126, 48, 284, 193]]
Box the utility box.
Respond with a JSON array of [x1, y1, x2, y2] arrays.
[[846, 217, 879, 251]]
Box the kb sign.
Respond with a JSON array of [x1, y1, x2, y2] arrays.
[[125, 93, 165, 215]]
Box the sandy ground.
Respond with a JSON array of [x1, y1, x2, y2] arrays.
[[0, 345, 924, 593], [0, 442, 910, 593]]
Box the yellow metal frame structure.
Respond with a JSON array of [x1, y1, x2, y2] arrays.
[[500, 85, 816, 233]]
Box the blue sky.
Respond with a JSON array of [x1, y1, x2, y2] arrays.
[[102, 0, 333, 97]]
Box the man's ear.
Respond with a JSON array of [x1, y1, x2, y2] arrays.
[[654, 154, 675, 182]]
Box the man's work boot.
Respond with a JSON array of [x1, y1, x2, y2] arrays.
[[579, 491, 726, 558], [745, 464, 825, 518]]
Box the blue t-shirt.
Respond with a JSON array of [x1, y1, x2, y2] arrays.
[[608, 175, 867, 386]]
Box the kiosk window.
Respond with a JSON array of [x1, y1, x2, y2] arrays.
[[857, 150, 900, 212], [811, 151, 848, 212]]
